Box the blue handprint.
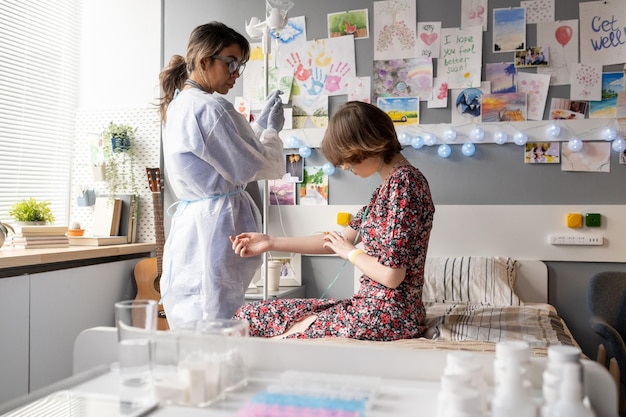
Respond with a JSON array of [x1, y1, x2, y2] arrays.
[[304, 67, 328, 96]]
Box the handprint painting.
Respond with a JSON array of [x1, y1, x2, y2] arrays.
[[277, 36, 356, 97]]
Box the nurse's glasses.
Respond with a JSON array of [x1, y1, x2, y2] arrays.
[[211, 55, 246, 75]]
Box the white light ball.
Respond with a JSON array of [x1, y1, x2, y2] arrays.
[[443, 128, 457, 142], [399, 132, 412, 146], [602, 127, 617, 141], [567, 137, 584, 153], [513, 132, 528, 146], [437, 144, 451, 158], [547, 123, 561, 138], [322, 162, 336, 176], [461, 142, 476, 156], [411, 136, 424, 149], [286, 136, 302, 148], [298, 146, 311, 158], [494, 131, 508, 145], [423, 132, 437, 146], [470, 126, 485, 142], [611, 137, 626, 152]]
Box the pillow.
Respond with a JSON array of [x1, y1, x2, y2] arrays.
[[422, 256, 522, 306]]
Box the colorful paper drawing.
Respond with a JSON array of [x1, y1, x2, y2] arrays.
[[373, 58, 433, 102], [536, 20, 578, 85], [617, 92, 626, 119], [524, 142, 560, 164], [580, 1, 626, 66], [517, 72, 550, 121], [521, 0, 555, 24], [451, 82, 490, 124], [283, 108, 293, 130], [438, 26, 483, 88], [271, 15, 307, 46], [481, 92, 527, 122], [485, 63, 517, 93], [347, 76, 371, 103], [493, 7, 526, 52], [299, 166, 329, 206], [428, 77, 449, 108], [242, 43, 295, 110], [549, 98, 588, 120], [291, 95, 329, 128], [461, 0, 488, 31], [284, 153, 303, 183], [561, 142, 610, 173], [234, 97, 250, 121], [515, 46, 549, 67], [328, 9, 369, 39], [277, 37, 356, 97], [416, 21, 441, 58], [269, 179, 296, 206], [590, 72, 624, 119], [376, 96, 419, 125], [569, 63, 602, 101], [373, 0, 417, 60], [620, 150, 626, 165]]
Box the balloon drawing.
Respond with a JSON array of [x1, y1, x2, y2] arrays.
[[555, 25, 573, 47]]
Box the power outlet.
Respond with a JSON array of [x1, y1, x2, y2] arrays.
[[548, 234, 604, 246]]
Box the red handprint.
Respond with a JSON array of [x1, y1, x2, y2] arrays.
[[286, 52, 312, 82], [324, 62, 350, 93]]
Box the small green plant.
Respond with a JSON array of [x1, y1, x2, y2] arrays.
[[99, 121, 139, 198], [8, 198, 56, 223]]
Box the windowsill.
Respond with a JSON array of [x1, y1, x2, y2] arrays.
[[0, 243, 156, 278]]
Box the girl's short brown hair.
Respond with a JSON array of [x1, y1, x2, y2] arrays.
[[321, 101, 402, 167]]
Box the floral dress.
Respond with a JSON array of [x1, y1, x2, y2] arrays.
[[234, 165, 435, 341]]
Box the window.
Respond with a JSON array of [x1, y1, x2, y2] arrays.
[[0, 1, 81, 226]]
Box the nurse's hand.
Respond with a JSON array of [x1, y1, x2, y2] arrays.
[[255, 90, 282, 129], [230, 232, 270, 257]]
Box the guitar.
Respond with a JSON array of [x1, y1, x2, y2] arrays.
[[133, 167, 169, 330]]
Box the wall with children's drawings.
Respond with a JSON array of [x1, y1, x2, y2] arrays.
[[162, 0, 626, 359]]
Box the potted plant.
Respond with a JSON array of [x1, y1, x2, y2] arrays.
[[99, 121, 139, 198], [9, 198, 56, 224], [0, 221, 15, 248]]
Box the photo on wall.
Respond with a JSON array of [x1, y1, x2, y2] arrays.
[[299, 166, 329, 206], [524, 142, 560, 164]]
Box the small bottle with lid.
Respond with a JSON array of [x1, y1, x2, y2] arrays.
[[444, 351, 488, 415], [446, 387, 484, 417], [438, 373, 472, 417], [491, 364, 537, 417], [542, 345, 582, 417], [549, 362, 596, 417], [494, 341, 531, 389]]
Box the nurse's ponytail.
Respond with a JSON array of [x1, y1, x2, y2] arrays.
[[158, 55, 187, 124]]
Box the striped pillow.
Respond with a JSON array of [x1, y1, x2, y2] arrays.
[[423, 256, 522, 306]]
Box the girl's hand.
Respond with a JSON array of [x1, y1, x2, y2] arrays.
[[230, 233, 269, 257], [321, 231, 355, 260]]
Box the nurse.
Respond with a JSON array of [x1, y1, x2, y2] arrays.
[[158, 21, 286, 329]]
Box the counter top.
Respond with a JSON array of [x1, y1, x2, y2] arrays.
[[0, 243, 156, 271]]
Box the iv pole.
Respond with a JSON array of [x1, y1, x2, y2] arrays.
[[246, 1, 293, 301]]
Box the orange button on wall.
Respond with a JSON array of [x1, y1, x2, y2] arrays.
[[566, 213, 583, 228]]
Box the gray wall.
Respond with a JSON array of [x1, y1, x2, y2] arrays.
[[161, 0, 626, 359]]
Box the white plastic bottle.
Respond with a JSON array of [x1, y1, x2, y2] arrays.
[[494, 341, 531, 388], [444, 351, 488, 415], [446, 387, 484, 417], [491, 364, 537, 417], [438, 373, 472, 417], [549, 362, 596, 417], [542, 345, 582, 417]]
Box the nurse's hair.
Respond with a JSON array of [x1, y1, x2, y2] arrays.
[[321, 101, 402, 167], [158, 21, 250, 123]]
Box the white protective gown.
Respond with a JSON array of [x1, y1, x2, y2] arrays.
[[161, 88, 285, 329]]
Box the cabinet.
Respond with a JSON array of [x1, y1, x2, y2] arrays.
[[0, 258, 144, 404]]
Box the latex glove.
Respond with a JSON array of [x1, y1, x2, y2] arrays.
[[267, 98, 285, 132], [255, 90, 282, 129]]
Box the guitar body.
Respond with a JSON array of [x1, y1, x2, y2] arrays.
[[134, 257, 169, 330], [134, 167, 170, 331]]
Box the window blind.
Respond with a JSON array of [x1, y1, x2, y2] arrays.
[[0, 0, 80, 226]]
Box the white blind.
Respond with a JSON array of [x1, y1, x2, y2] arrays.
[[0, 0, 80, 226]]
